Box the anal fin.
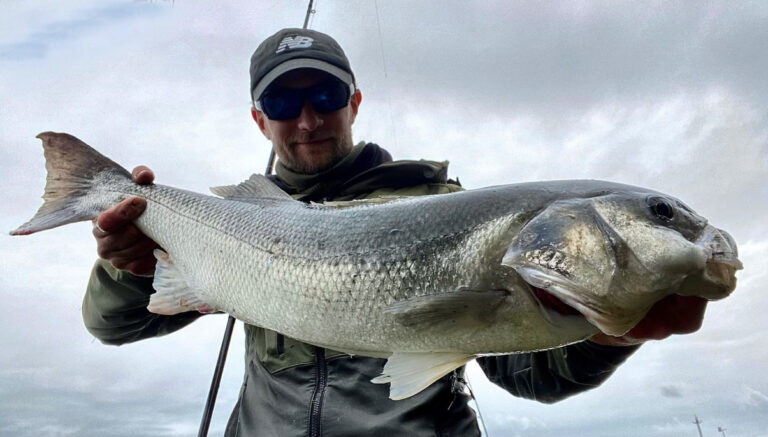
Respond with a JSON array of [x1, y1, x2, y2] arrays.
[[148, 249, 214, 315], [371, 352, 474, 400]]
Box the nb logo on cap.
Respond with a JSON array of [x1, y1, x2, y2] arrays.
[[276, 36, 314, 54]]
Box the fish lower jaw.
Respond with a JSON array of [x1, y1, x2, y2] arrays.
[[527, 285, 599, 335], [555, 298, 635, 337], [530, 286, 633, 336], [708, 253, 742, 271], [703, 261, 740, 295], [673, 261, 740, 301], [584, 314, 635, 337], [531, 287, 581, 317]]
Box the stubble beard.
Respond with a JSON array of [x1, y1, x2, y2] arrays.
[[278, 129, 355, 174]]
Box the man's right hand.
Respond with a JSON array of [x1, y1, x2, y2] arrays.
[[93, 166, 160, 276]]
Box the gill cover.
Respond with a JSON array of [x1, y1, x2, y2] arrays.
[[501, 198, 648, 335]]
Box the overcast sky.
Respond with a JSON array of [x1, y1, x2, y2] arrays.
[[1, 1, 767, 436]]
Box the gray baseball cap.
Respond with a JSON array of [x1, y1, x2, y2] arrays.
[[250, 28, 355, 102]]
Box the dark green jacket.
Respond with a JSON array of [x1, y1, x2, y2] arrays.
[[83, 142, 638, 437]]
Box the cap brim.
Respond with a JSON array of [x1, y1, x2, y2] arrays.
[[252, 58, 354, 101]]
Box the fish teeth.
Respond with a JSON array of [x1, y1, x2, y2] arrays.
[[524, 249, 572, 278]]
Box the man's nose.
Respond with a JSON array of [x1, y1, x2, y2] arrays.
[[296, 102, 323, 131]]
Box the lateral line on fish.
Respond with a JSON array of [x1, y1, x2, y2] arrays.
[[134, 187, 503, 262]]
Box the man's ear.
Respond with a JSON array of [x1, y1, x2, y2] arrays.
[[252, 107, 271, 139], [348, 89, 362, 123]]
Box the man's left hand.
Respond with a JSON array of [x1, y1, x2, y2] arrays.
[[589, 295, 708, 347]]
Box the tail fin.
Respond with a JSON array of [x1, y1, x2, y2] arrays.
[[10, 132, 131, 236]]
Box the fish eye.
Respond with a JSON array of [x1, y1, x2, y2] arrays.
[[648, 197, 674, 221]]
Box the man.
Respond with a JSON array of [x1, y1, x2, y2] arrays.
[[84, 28, 708, 436]]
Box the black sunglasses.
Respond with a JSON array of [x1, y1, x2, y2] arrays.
[[256, 80, 353, 121]]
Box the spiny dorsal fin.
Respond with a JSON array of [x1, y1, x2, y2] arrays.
[[210, 174, 292, 203], [321, 196, 407, 208]]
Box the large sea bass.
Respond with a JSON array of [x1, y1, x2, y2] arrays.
[[13, 132, 741, 399]]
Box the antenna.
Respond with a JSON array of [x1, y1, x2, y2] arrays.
[[693, 415, 704, 437], [196, 2, 318, 436], [302, 0, 316, 29]]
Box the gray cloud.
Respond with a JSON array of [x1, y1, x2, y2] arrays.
[[742, 386, 768, 407], [0, 376, 202, 437], [349, 1, 768, 113], [661, 385, 683, 398], [0, 2, 157, 61]]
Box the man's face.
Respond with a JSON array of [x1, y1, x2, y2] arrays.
[[253, 69, 361, 174]]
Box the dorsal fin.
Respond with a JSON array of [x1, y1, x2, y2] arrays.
[[321, 196, 407, 209], [210, 174, 292, 203]]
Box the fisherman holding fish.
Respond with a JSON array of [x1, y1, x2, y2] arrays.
[[83, 29, 713, 436]]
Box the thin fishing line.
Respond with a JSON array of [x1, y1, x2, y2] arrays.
[[466, 374, 490, 437], [372, 0, 399, 152], [373, 0, 388, 79]]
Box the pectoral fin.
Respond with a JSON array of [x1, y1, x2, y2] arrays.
[[148, 250, 214, 315], [384, 288, 508, 329], [371, 352, 474, 400]]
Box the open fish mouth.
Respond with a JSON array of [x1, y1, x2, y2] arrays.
[[531, 286, 582, 317], [512, 266, 583, 316], [515, 268, 631, 335], [527, 283, 621, 333], [524, 282, 610, 337], [519, 273, 605, 329]]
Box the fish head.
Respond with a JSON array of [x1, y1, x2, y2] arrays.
[[502, 190, 742, 336]]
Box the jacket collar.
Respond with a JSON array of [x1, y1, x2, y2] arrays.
[[271, 142, 393, 201]]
